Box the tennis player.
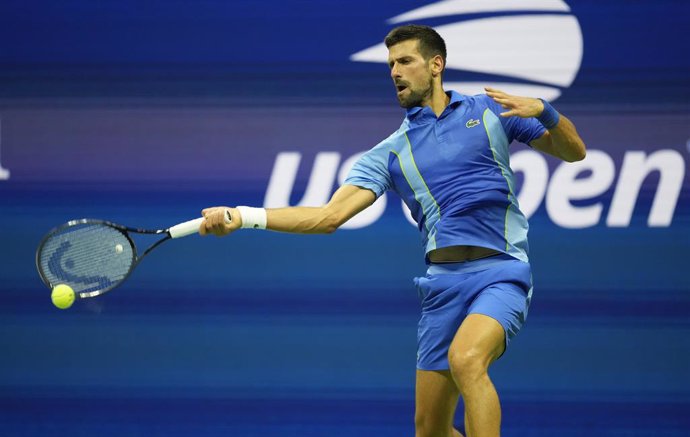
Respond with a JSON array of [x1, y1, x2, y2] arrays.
[[201, 25, 586, 437]]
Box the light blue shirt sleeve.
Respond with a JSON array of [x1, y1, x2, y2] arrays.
[[343, 139, 393, 198]]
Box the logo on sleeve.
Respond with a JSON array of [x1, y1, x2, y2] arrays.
[[466, 119, 480, 128]]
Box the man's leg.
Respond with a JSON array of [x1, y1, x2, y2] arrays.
[[415, 369, 464, 437], [448, 313, 506, 437]]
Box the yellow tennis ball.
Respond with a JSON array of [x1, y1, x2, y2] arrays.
[[51, 284, 75, 309]]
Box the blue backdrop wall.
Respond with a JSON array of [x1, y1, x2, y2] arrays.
[[1, 1, 689, 436]]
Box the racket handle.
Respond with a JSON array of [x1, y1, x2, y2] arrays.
[[168, 210, 232, 239], [169, 217, 204, 238]]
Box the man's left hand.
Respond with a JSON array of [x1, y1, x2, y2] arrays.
[[485, 87, 543, 118]]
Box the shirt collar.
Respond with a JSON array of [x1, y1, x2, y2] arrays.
[[405, 90, 465, 122]]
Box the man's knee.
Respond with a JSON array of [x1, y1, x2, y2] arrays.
[[448, 347, 486, 389]]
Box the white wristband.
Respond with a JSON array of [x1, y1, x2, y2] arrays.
[[236, 206, 267, 229]]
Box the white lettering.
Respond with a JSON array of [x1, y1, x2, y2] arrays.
[[264, 152, 340, 208], [607, 150, 685, 227], [263, 151, 387, 230], [264, 148, 685, 229], [546, 150, 615, 228]]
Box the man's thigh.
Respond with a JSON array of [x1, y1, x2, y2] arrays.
[[449, 313, 506, 369]]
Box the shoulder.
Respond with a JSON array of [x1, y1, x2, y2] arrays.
[[471, 93, 500, 113], [447, 91, 501, 117], [447, 90, 491, 106], [366, 123, 410, 153]]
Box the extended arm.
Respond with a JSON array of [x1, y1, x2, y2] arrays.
[[200, 184, 377, 237], [485, 87, 586, 162]]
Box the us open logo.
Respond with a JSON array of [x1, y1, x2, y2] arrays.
[[349, 0, 583, 102]]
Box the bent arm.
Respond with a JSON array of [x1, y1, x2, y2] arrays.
[[265, 184, 376, 234], [484, 87, 586, 163], [529, 114, 587, 162]]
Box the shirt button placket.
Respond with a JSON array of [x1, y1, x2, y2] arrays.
[[436, 120, 446, 142]]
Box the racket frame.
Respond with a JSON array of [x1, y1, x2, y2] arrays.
[[36, 218, 174, 299]]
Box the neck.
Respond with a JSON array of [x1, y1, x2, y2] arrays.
[[425, 82, 449, 117]]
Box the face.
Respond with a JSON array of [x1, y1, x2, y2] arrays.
[[387, 39, 434, 108]]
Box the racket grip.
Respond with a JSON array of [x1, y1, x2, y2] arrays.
[[169, 210, 232, 239], [169, 217, 205, 238]]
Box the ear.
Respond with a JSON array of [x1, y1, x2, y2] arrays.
[[430, 55, 444, 77]]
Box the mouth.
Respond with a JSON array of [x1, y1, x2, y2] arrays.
[[396, 84, 408, 94]]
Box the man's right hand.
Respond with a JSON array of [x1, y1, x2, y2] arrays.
[[200, 207, 241, 237]]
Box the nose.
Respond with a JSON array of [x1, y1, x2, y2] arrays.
[[390, 63, 401, 79]]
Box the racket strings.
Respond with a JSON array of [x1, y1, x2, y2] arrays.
[[38, 223, 135, 295]]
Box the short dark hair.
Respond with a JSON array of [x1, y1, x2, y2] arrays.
[[384, 24, 447, 66]]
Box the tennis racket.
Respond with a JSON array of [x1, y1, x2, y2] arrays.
[[35, 211, 231, 300]]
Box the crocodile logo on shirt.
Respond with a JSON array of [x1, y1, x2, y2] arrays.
[[466, 119, 480, 128]]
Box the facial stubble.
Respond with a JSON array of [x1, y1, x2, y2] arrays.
[[397, 76, 434, 109]]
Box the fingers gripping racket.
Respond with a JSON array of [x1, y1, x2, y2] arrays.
[[36, 211, 231, 300]]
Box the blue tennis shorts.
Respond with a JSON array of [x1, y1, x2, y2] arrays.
[[414, 253, 533, 371]]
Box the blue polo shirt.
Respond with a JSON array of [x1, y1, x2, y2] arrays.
[[344, 90, 546, 263]]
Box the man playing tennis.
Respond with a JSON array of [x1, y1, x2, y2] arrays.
[[201, 25, 586, 437]]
